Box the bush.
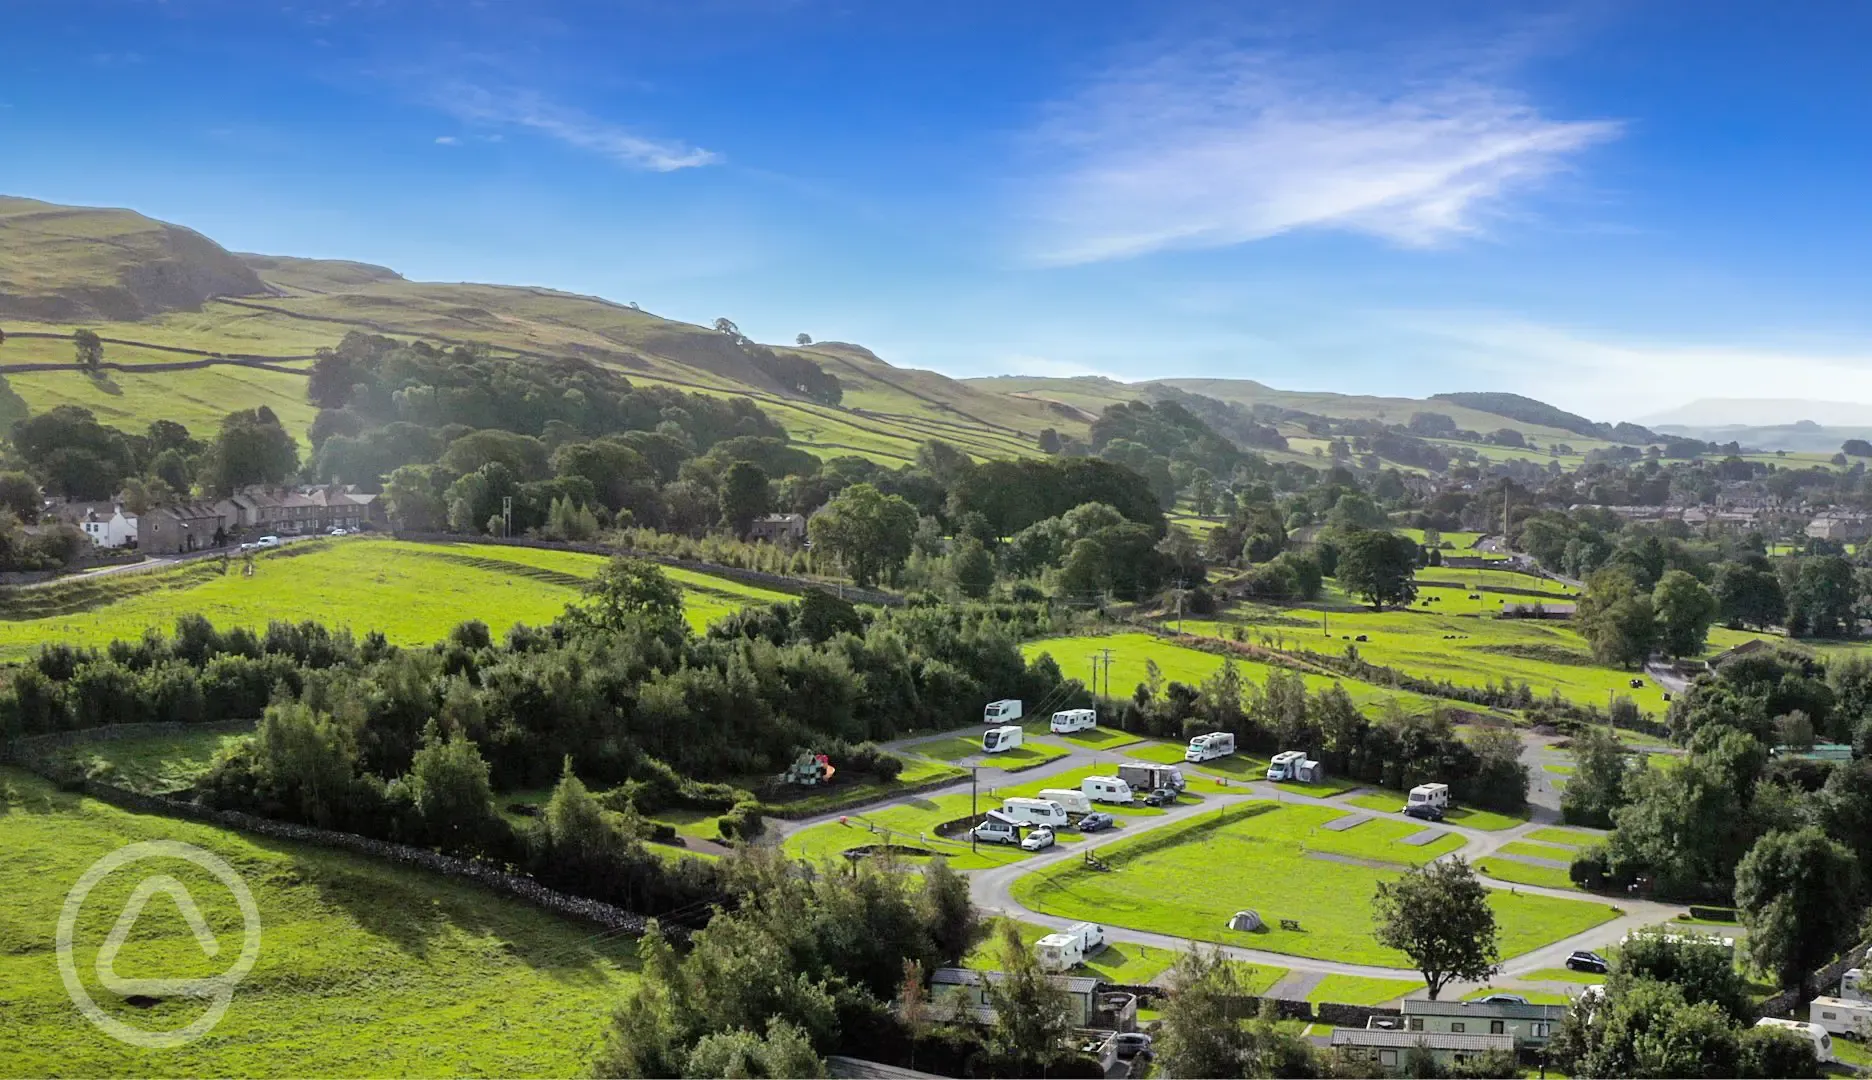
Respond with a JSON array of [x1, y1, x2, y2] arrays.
[[1570, 845, 1611, 891], [717, 800, 764, 842]]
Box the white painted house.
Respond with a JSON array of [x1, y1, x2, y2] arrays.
[[78, 505, 138, 549]]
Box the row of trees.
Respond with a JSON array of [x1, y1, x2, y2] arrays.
[[8, 405, 298, 502]]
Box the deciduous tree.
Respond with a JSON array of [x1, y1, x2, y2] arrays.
[[1735, 827, 1862, 989], [1372, 857, 1499, 998], [807, 483, 917, 587], [1335, 529, 1420, 611]]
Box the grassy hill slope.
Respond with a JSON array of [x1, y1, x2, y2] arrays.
[[0, 197, 1080, 466]]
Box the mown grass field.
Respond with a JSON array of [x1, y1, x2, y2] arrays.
[[1476, 858, 1578, 891], [1011, 802, 1621, 967], [782, 791, 1056, 871], [1343, 791, 1526, 831], [1019, 633, 1452, 719], [908, 735, 1071, 772], [1122, 740, 1362, 796], [1305, 974, 1421, 1006], [0, 539, 788, 659], [42, 726, 253, 795], [964, 919, 1179, 985], [0, 767, 639, 1077]]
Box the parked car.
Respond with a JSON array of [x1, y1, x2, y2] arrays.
[[1077, 812, 1114, 833], [1566, 950, 1610, 974], [255, 535, 282, 548], [1021, 826, 1056, 851], [328, 527, 347, 536], [1477, 993, 1527, 1004], [1113, 1033, 1154, 1061], [1141, 786, 1179, 807]]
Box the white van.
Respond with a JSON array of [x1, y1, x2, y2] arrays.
[[1039, 788, 1093, 815], [1186, 732, 1235, 762], [1050, 708, 1097, 734], [1001, 797, 1070, 828], [984, 699, 1024, 724], [1810, 996, 1872, 1038], [1066, 921, 1105, 952], [1755, 1018, 1833, 1063], [971, 811, 1022, 845], [982, 726, 1024, 753], [1082, 776, 1133, 804]]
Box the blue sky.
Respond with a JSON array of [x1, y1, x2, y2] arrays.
[[7, 0, 1872, 421]]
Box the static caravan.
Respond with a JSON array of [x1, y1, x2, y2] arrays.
[[984, 699, 1024, 725], [1001, 797, 1070, 828], [1755, 1018, 1833, 1063], [1082, 776, 1134, 804], [1810, 997, 1872, 1037], [1050, 708, 1097, 734], [1185, 732, 1236, 762], [1038, 788, 1093, 815], [982, 726, 1024, 754]]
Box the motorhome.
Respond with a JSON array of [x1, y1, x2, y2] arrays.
[[1265, 750, 1323, 783], [1081, 776, 1134, 804], [1050, 708, 1097, 734], [1755, 1018, 1833, 1063], [1406, 783, 1451, 819], [1117, 762, 1185, 794], [984, 699, 1023, 724], [1001, 797, 1070, 828], [1039, 788, 1093, 815], [971, 811, 1022, 845], [1185, 732, 1236, 762], [1810, 996, 1872, 1038], [982, 725, 1024, 753]]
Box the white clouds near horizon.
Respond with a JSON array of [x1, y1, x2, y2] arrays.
[[429, 82, 719, 172], [1022, 42, 1620, 265]]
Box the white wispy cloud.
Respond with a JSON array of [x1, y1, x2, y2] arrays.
[[1406, 315, 1872, 421], [430, 82, 718, 172], [1024, 42, 1620, 264], [433, 135, 460, 146]]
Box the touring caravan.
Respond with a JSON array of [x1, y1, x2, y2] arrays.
[[1185, 732, 1236, 762], [1810, 996, 1872, 1038], [1001, 797, 1070, 828], [1050, 708, 1097, 734], [982, 726, 1024, 753], [1406, 783, 1451, 820], [1081, 776, 1134, 804], [1035, 921, 1105, 973], [1039, 788, 1093, 815], [1843, 968, 1868, 1002], [984, 699, 1023, 724], [1755, 1018, 1833, 1063]]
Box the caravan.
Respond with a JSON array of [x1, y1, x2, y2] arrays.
[[1755, 1018, 1833, 1063], [1039, 788, 1093, 815], [1081, 776, 1134, 804], [1406, 783, 1451, 820], [984, 699, 1024, 724], [1001, 797, 1070, 828], [1265, 750, 1323, 783], [982, 726, 1024, 754], [1185, 732, 1236, 762], [1050, 708, 1097, 734], [1810, 997, 1872, 1038]]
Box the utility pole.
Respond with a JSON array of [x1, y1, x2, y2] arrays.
[[1099, 647, 1114, 701], [501, 496, 513, 538], [970, 766, 979, 854], [1175, 578, 1187, 635]]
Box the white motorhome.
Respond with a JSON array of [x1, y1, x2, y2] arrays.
[[984, 699, 1024, 725], [1843, 968, 1869, 1003], [1755, 1018, 1833, 1063], [1039, 788, 1093, 815], [1810, 996, 1872, 1038], [1082, 776, 1134, 804], [1406, 783, 1451, 817], [1185, 732, 1236, 762], [1265, 750, 1322, 782], [1001, 797, 1070, 828], [971, 811, 1022, 845], [982, 726, 1024, 753], [1050, 708, 1097, 734]]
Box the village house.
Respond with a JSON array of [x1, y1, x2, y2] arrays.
[[749, 512, 808, 544], [49, 500, 138, 549], [1806, 512, 1871, 542], [141, 502, 228, 555]]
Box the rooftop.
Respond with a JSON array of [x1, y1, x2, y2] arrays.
[[1332, 1029, 1517, 1052]]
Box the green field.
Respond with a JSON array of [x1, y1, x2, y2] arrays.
[[1122, 739, 1357, 796], [0, 539, 788, 658], [1499, 840, 1577, 862], [1011, 802, 1620, 967], [1342, 792, 1525, 831], [963, 919, 1179, 985], [907, 735, 1070, 772], [39, 726, 254, 795], [1476, 858, 1579, 891], [1019, 633, 1450, 718], [1526, 827, 1605, 848], [0, 767, 638, 1077], [987, 766, 1168, 817], [782, 791, 1050, 871], [1306, 974, 1421, 1006]]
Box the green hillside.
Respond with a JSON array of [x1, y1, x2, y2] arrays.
[[0, 198, 1081, 466]]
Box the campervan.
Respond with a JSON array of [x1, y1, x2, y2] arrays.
[[1001, 797, 1070, 828], [1810, 996, 1872, 1038], [1755, 1018, 1834, 1063], [1185, 732, 1236, 762], [971, 811, 1022, 845], [1050, 708, 1097, 734], [982, 726, 1024, 753], [1081, 776, 1134, 804], [984, 699, 1023, 725], [1265, 750, 1323, 783], [1039, 788, 1093, 815], [1406, 783, 1451, 820]]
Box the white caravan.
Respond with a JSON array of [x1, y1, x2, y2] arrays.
[[984, 699, 1023, 724], [1050, 708, 1097, 734], [982, 726, 1024, 753], [1000, 797, 1070, 828], [1039, 788, 1093, 815], [1810, 997, 1872, 1038], [1843, 968, 1869, 1002], [1036, 922, 1106, 973], [1185, 732, 1236, 762], [1407, 783, 1451, 813], [1081, 776, 1134, 804], [1755, 1018, 1833, 1063]]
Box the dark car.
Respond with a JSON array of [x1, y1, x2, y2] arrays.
[[1566, 950, 1609, 974], [1077, 812, 1115, 832], [1403, 802, 1444, 822], [1113, 1033, 1154, 1061], [1142, 787, 1178, 807]]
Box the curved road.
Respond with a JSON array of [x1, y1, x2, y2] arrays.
[[774, 730, 1693, 996]]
